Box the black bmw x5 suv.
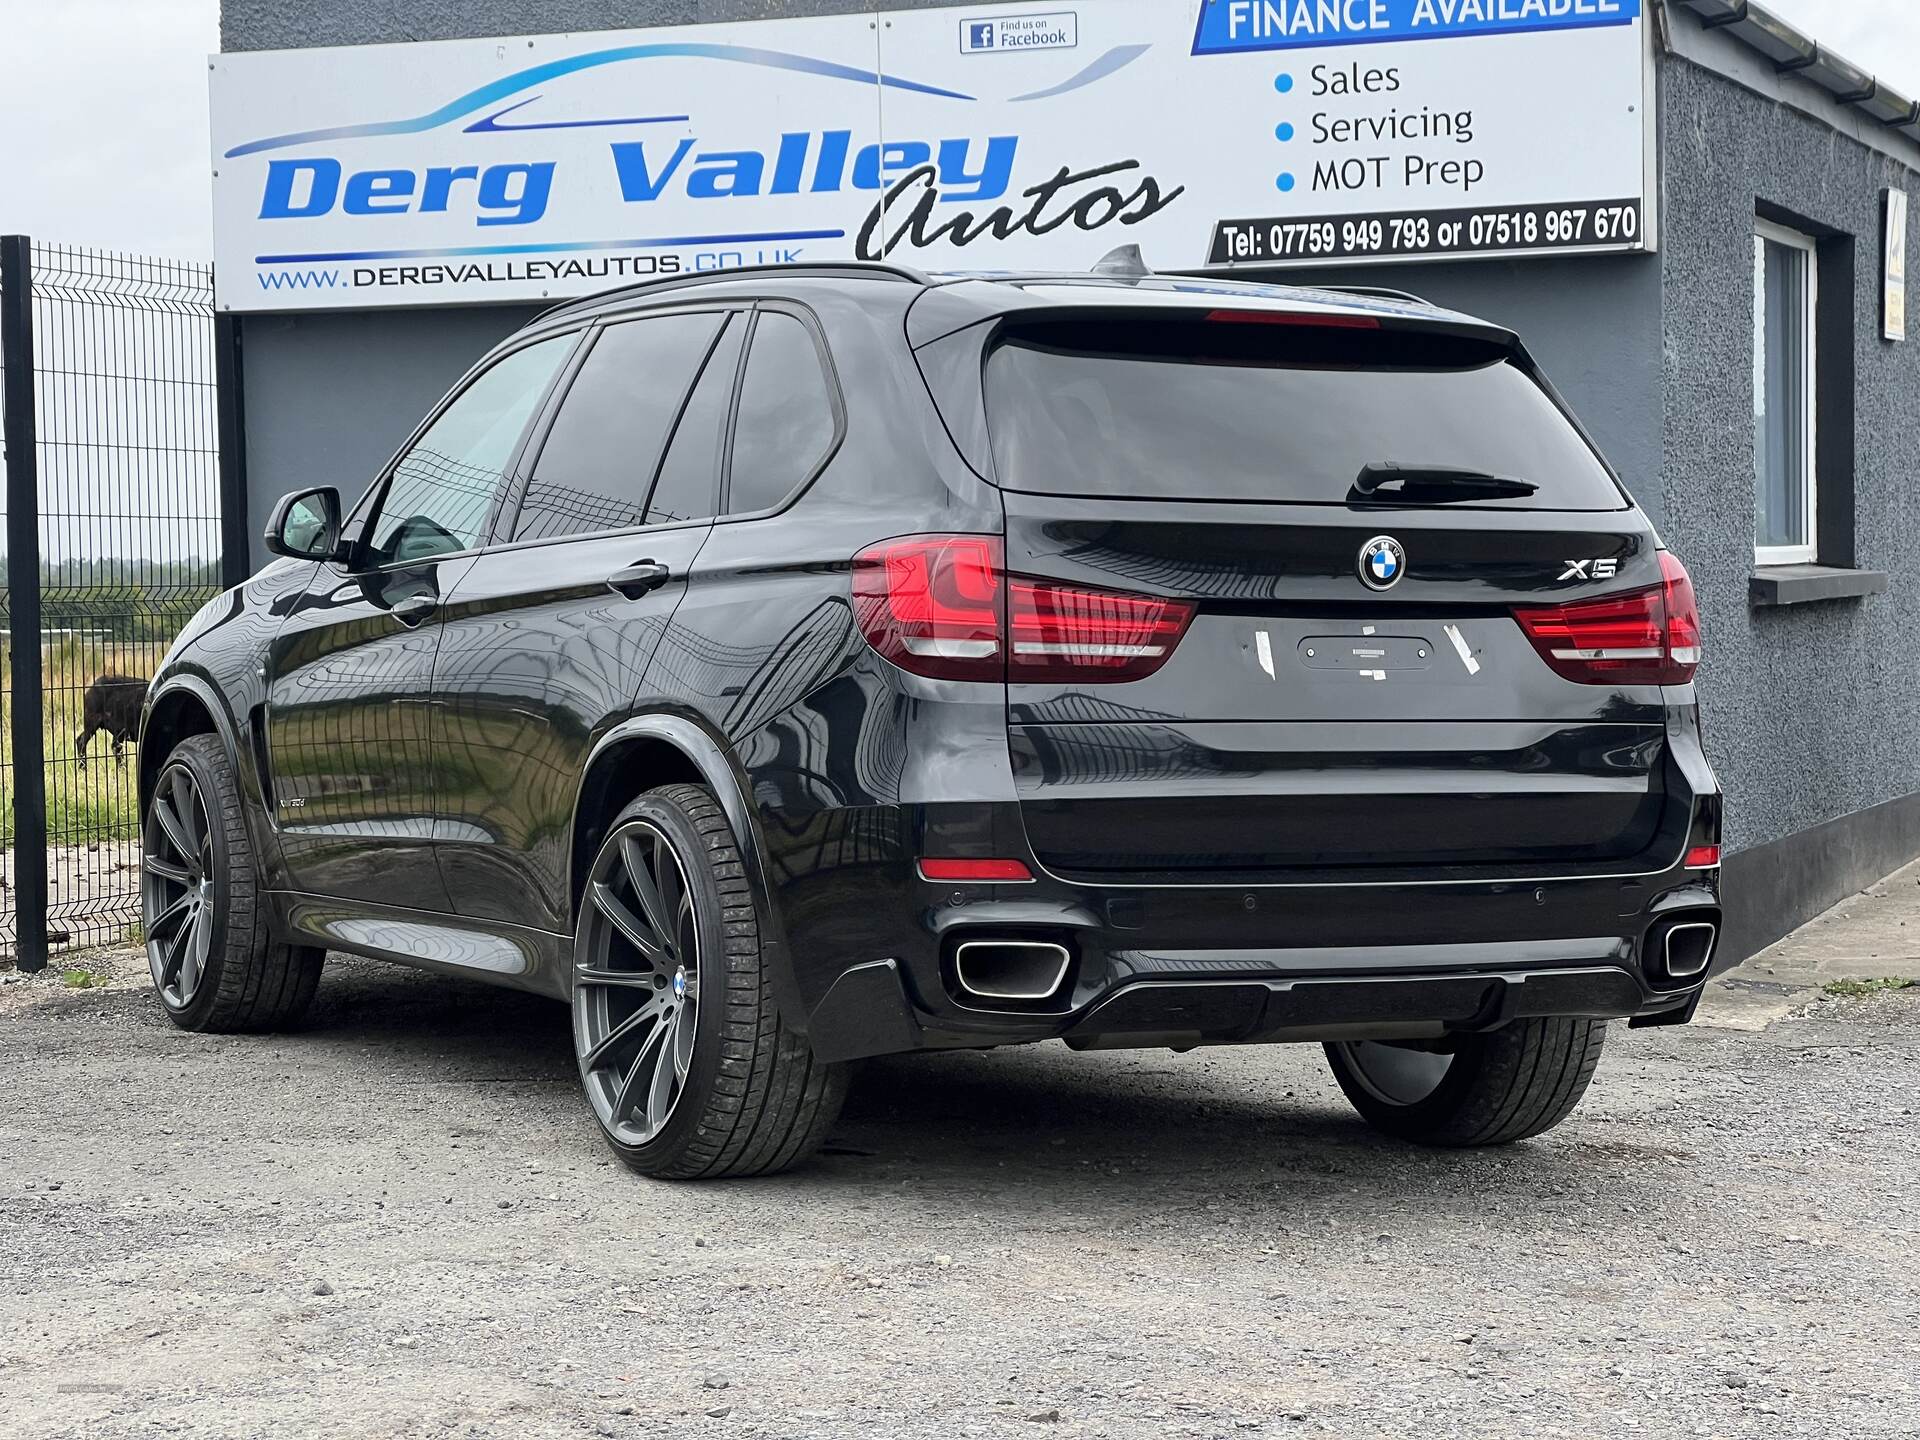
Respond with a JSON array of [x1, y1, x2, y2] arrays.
[[139, 261, 1724, 1178]]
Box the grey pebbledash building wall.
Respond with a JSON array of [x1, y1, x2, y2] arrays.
[[218, 0, 1920, 958], [1655, 32, 1920, 954]]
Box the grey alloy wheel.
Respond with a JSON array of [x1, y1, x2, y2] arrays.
[[573, 816, 702, 1147], [570, 783, 850, 1180], [143, 761, 215, 1009]]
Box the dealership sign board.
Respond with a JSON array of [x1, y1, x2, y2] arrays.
[[209, 0, 1654, 311]]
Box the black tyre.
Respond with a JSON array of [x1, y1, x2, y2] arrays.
[[142, 733, 324, 1032], [1323, 1017, 1606, 1146], [571, 783, 848, 1179]]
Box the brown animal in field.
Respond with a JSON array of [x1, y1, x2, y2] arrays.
[[76, 673, 148, 770]]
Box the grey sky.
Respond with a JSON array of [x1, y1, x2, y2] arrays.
[[0, 0, 217, 258], [2, 0, 1918, 260], [1764, 0, 1920, 76]]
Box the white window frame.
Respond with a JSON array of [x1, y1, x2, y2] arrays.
[[1753, 219, 1819, 568]]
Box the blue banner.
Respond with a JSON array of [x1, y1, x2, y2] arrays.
[[1192, 0, 1641, 56]]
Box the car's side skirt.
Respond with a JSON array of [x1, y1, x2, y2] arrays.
[[268, 891, 571, 1000]]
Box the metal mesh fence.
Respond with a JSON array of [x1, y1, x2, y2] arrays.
[[1, 241, 223, 963]]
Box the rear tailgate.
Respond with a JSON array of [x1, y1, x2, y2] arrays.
[[966, 308, 1680, 879]]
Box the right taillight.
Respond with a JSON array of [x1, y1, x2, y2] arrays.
[[1512, 550, 1701, 686], [853, 534, 1194, 684], [1659, 550, 1702, 673]]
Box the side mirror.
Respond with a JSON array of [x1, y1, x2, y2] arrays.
[[264, 487, 342, 561]]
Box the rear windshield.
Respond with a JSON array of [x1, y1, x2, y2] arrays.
[[982, 317, 1625, 510]]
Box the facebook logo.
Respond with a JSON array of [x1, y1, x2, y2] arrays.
[[961, 13, 1076, 54]]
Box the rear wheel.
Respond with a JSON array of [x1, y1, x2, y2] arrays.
[[571, 783, 847, 1179], [142, 733, 323, 1032], [1324, 1017, 1606, 1146]]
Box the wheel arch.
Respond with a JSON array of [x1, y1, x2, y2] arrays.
[[568, 713, 807, 1034], [139, 677, 234, 816]]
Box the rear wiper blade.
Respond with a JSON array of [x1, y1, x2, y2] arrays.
[[1352, 462, 1539, 501]]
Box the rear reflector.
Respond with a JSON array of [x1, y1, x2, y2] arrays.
[[1511, 550, 1702, 686], [919, 858, 1034, 882], [1684, 845, 1721, 870], [854, 534, 1194, 684], [1205, 307, 1380, 329]]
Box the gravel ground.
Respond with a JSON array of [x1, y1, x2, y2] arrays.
[[1, 946, 1916, 1440]]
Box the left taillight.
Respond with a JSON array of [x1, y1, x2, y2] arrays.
[[851, 534, 1003, 682], [853, 534, 1194, 684], [1512, 550, 1701, 686]]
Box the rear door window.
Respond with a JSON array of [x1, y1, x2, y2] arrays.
[[982, 316, 1625, 511], [512, 311, 724, 541], [649, 314, 745, 526]]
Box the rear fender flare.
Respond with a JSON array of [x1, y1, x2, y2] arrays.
[[575, 713, 807, 1035]]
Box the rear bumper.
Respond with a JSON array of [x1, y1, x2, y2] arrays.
[[776, 695, 1723, 1064], [801, 860, 1723, 1062]]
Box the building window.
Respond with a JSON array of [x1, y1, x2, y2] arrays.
[[1753, 220, 1819, 566]]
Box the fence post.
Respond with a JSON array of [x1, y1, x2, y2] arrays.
[[214, 310, 250, 590], [2, 235, 48, 972]]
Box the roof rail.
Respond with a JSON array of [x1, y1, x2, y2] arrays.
[[1315, 284, 1433, 306], [532, 259, 934, 323]]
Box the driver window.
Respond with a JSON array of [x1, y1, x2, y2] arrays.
[[367, 333, 574, 566]]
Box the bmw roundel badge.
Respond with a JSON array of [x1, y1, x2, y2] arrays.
[[1358, 536, 1406, 591]]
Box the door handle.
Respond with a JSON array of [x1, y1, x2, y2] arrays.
[[607, 559, 672, 600], [390, 592, 438, 628]]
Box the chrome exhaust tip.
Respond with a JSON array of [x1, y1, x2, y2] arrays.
[[953, 939, 1072, 1003], [1658, 920, 1718, 983]]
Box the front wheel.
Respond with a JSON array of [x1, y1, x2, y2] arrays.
[[142, 733, 323, 1032], [1324, 1017, 1606, 1146], [571, 783, 847, 1179]]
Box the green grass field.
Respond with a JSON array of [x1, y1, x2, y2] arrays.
[[1, 637, 152, 849]]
